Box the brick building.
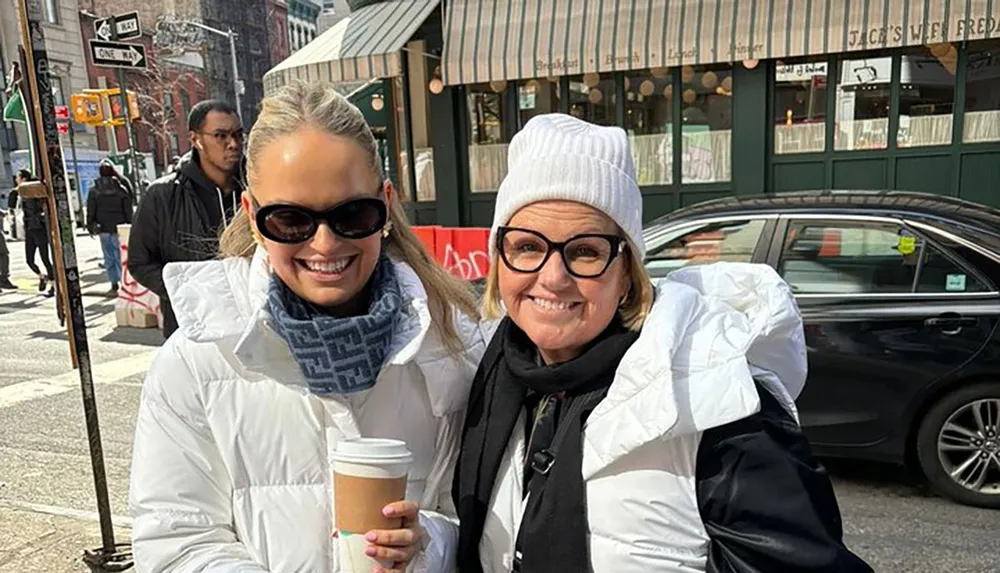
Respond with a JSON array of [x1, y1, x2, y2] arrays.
[[0, 0, 98, 182], [79, 9, 207, 174], [85, 0, 287, 127], [266, 0, 290, 70]]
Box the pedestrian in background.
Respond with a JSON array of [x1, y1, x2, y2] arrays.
[[88, 159, 133, 297], [129, 82, 484, 572], [0, 202, 12, 292], [454, 114, 873, 573], [17, 169, 54, 297], [7, 181, 19, 240], [0, 188, 8, 236], [128, 100, 246, 338]]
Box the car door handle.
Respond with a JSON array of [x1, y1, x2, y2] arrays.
[[925, 315, 979, 334], [924, 317, 979, 327]]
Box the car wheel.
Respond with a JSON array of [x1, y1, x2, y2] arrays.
[[916, 383, 1000, 509]]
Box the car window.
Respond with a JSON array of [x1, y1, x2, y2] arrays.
[[779, 220, 988, 295], [644, 219, 766, 277], [915, 242, 989, 293]]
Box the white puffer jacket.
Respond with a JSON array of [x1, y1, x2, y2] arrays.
[[478, 262, 811, 573], [128, 249, 486, 572]]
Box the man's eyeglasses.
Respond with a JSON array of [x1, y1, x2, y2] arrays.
[[251, 195, 388, 244], [496, 226, 627, 278], [199, 130, 244, 144]]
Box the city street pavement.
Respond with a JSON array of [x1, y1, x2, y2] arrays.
[[1, 230, 160, 573], [1, 230, 999, 572]]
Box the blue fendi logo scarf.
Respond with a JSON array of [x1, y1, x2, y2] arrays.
[[266, 255, 403, 395]]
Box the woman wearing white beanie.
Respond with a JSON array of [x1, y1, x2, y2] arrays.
[[453, 114, 872, 572]]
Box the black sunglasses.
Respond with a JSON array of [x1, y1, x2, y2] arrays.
[[252, 196, 388, 244], [496, 226, 627, 279]]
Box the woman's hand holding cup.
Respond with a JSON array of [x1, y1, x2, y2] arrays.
[[364, 500, 425, 573]]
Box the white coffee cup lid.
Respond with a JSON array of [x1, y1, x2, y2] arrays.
[[332, 438, 413, 465]]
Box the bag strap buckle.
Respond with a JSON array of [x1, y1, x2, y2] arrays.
[[529, 449, 555, 476]]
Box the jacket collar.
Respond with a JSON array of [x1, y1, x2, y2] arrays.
[[580, 262, 807, 480], [164, 247, 437, 384], [178, 149, 247, 194]]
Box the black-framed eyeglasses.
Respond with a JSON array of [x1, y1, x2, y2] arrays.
[[252, 195, 388, 244], [496, 226, 627, 278], [198, 129, 244, 144]]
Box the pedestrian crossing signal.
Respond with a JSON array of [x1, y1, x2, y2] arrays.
[[71, 93, 103, 125], [106, 88, 140, 123]]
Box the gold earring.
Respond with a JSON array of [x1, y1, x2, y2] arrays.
[[381, 220, 393, 238], [250, 222, 264, 245]]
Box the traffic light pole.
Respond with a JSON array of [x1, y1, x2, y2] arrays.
[[110, 24, 140, 194], [67, 117, 83, 228], [180, 20, 243, 121]]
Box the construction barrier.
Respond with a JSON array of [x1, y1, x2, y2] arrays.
[[115, 224, 162, 329], [413, 226, 491, 280]]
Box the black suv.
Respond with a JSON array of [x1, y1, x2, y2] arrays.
[[642, 191, 1000, 508]]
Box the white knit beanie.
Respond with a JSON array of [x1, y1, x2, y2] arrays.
[[490, 113, 645, 260]]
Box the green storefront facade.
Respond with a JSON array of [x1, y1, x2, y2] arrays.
[[265, 0, 1000, 227]]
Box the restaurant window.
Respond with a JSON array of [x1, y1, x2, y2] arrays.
[[517, 78, 559, 128], [405, 47, 436, 202], [897, 44, 956, 148], [834, 54, 891, 151], [467, 83, 513, 194], [774, 60, 828, 154], [390, 77, 414, 201], [964, 40, 1000, 143], [567, 73, 616, 126], [626, 68, 673, 185], [681, 64, 732, 183]]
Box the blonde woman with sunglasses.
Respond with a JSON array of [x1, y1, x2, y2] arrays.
[[128, 82, 484, 573]]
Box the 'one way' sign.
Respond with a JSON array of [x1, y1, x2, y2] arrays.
[[94, 11, 141, 41], [89, 40, 147, 69]]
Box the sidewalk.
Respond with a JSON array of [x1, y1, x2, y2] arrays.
[[0, 504, 131, 573], [3, 230, 118, 298]]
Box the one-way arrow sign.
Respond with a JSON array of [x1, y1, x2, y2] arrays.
[[94, 11, 141, 41], [89, 40, 147, 69]]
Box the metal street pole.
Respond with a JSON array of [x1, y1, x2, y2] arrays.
[[67, 118, 83, 228], [14, 0, 132, 570], [110, 23, 140, 193], [228, 29, 243, 122], [177, 20, 243, 121]]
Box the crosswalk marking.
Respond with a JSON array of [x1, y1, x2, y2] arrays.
[[0, 350, 157, 409]]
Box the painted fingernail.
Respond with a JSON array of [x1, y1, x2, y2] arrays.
[[365, 532, 377, 542], [365, 546, 377, 557]]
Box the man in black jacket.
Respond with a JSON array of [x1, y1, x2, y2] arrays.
[[128, 100, 244, 338], [88, 160, 133, 296]]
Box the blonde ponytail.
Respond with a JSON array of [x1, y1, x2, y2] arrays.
[[219, 208, 256, 259]]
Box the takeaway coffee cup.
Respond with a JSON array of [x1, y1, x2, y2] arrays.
[[331, 438, 414, 573]]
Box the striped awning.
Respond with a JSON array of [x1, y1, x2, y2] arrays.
[[443, 0, 1000, 85], [264, 0, 439, 95]]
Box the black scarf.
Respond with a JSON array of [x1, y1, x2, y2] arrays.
[[455, 316, 639, 573]]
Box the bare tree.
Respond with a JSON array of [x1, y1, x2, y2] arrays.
[[131, 17, 207, 170]]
